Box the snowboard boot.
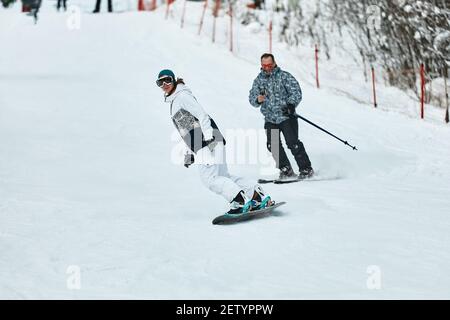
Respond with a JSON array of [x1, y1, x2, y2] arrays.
[[227, 191, 253, 215], [251, 186, 274, 210], [279, 166, 296, 181], [298, 167, 314, 180]]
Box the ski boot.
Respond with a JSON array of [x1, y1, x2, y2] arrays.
[[298, 167, 314, 180], [278, 166, 297, 182]]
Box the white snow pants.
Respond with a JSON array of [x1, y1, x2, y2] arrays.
[[196, 142, 256, 202]]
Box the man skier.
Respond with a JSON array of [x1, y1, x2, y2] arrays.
[[157, 69, 273, 214], [249, 53, 314, 181]]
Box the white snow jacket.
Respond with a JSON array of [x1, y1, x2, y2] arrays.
[[164, 84, 225, 153]]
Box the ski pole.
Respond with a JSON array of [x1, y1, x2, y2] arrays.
[[295, 114, 358, 150]]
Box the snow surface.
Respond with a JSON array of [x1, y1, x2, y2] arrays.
[[1, 1, 450, 299]]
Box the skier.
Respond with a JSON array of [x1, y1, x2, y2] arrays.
[[93, 0, 112, 13], [157, 69, 273, 214], [57, 0, 67, 11], [21, 0, 41, 23], [249, 53, 314, 181]]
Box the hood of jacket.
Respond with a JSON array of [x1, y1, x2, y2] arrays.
[[164, 84, 192, 103]]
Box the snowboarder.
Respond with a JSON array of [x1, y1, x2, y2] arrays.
[[157, 69, 273, 214], [249, 53, 314, 180], [93, 0, 112, 13]]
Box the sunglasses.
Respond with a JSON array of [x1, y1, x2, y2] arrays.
[[156, 76, 173, 87], [261, 63, 274, 68]]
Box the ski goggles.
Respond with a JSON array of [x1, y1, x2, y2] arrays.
[[156, 76, 174, 87], [261, 63, 275, 70]]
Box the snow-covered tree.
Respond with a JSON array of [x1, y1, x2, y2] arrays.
[[238, 0, 449, 97]]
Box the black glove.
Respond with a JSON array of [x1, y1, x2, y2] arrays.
[[257, 88, 267, 105], [184, 153, 195, 168], [205, 136, 218, 152], [281, 104, 296, 117]]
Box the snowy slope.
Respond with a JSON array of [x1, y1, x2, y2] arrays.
[[1, 3, 450, 299]]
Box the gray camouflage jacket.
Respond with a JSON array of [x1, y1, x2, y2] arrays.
[[249, 66, 302, 124]]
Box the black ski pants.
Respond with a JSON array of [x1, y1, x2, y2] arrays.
[[94, 0, 113, 12], [57, 0, 66, 10], [265, 117, 312, 171]]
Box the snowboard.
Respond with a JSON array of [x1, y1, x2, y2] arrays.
[[212, 201, 286, 225]]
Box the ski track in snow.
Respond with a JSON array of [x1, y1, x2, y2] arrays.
[[1, 3, 450, 299]]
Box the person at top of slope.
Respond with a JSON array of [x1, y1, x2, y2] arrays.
[[21, 0, 42, 23], [56, 0, 67, 11], [249, 53, 314, 181], [156, 69, 273, 214], [93, 0, 113, 13]]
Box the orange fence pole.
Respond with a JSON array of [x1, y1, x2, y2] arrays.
[[181, 0, 187, 28], [315, 45, 320, 89], [212, 0, 221, 43], [420, 63, 425, 119], [229, 1, 233, 52], [268, 20, 272, 53], [198, 0, 208, 35], [372, 66, 377, 108]]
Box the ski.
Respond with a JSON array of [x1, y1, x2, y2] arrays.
[[257, 178, 277, 184], [258, 175, 308, 184], [258, 174, 340, 184]]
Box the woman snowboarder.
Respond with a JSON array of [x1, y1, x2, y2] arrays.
[[156, 69, 273, 214]]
